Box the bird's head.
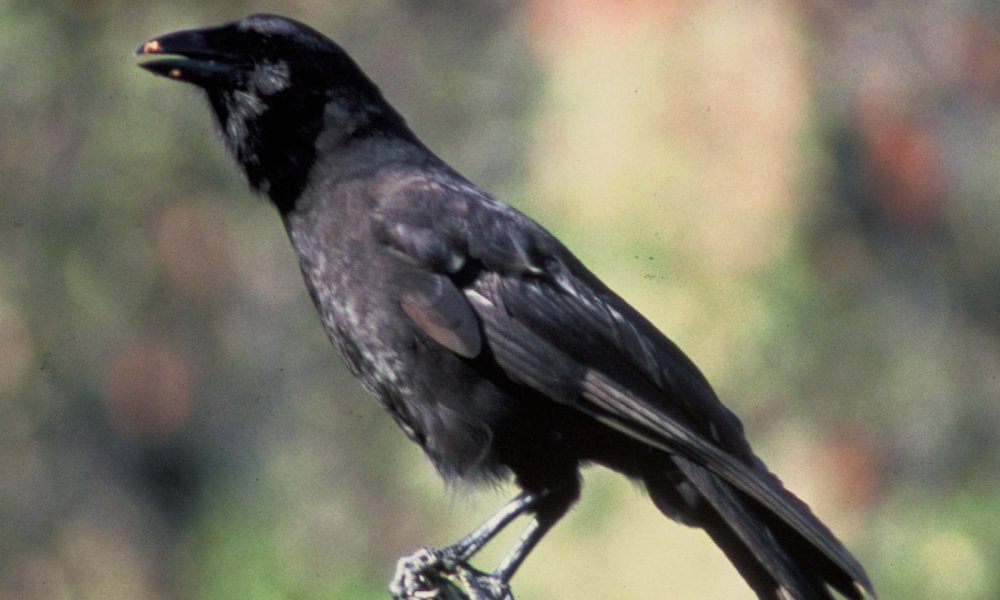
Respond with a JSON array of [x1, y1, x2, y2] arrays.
[[137, 13, 410, 212]]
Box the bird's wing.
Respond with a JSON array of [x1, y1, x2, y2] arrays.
[[463, 271, 807, 516], [465, 240, 872, 597], [374, 176, 871, 594]]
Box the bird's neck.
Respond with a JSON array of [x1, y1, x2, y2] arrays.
[[209, 87, 420, 215]]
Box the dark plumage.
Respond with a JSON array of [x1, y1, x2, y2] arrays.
[[137, 14, 875, 599]]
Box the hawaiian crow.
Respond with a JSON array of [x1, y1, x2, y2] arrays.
[[136, 14, 875, 599]]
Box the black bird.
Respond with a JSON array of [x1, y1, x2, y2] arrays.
[[137, 14, 875, 600]]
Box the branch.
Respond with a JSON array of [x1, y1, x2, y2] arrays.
[[390, 547, 515, 600]]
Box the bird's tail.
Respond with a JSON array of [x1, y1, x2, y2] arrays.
[[646, 456, 872, 600]]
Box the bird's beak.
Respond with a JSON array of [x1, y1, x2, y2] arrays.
[[136, 27, 240, 88]]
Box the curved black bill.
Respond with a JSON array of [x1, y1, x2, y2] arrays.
[[136, 28, 240, 87]]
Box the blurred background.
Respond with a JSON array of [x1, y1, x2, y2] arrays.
[[1, 0, 998, 598]]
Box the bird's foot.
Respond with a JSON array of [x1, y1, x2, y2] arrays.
[[389, 546, 514, 600]]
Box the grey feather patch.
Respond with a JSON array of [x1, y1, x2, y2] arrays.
[[401, 276, 481, 358]]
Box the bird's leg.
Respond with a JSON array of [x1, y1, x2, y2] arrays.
[[389, 490, 545, 600], [492, 512, 557, 582], [447, 490, 544, 561]]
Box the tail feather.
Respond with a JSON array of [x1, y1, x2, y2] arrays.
[[647, 456, 869, 600]]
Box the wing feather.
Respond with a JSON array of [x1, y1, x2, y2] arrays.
[[401, 274, 481, 358]]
